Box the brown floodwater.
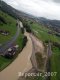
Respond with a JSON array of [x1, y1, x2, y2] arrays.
[[0, 32, 32, 80]]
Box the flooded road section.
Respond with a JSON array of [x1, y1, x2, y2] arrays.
[[0, 32, 32, 80]]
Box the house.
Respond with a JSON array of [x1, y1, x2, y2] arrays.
[[7, 47, 16, 56], [5, 45, 19, 58], [0, 29, 9, 36], [14, 45, 19, 49]]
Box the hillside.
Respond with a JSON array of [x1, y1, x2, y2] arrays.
[[0, 10, 17, 44], [26, 20, 60, 80], [0, 9, 24, 71], [37, 17, 60, 33], [0, 0, 35, 20], [0, 1, 60, 80]]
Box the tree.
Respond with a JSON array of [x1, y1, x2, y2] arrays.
[[21, 27, 24, 34], [22, 36, 27, 48]]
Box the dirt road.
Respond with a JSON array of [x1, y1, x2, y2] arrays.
[[0, 32, 32, 80]]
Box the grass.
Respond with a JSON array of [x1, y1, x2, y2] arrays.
[[51, 46, 60, 80], [0, 10, 24, 71], [15, 32, 24, 50], [0, 56, 12, 71], [29, 22, 60, 43], [0, 32, 24, 71], [30, 22, 60, 80], [25, 20, 60, 80], [0, 10, 17, 44], [26, 76, 45, 80]]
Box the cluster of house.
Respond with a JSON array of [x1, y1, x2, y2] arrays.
[[0, 30, 9, 36], [48, 31, 60, 37], [6, 45, 19, 56]]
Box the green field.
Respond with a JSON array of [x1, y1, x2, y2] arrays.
[[26, 76, 45, 80], [51, 46, 60, 80], [0, 56, 12, 71], [16, 32, 24, 50], [0, 10, 17, 44], [30, 22, 60, 43], [0, 31, 24, 71], [0, 10, 24, 71], [24, 20, 60, 80], [30, 22, 60, 80]]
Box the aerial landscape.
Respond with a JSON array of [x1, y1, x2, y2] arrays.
[[0, 0, 60, 80]]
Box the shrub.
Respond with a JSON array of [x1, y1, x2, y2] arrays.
[[23, 22, 31, 33], [0, 16, 7, 24], [53, 42, 60, 48], [5, 54, 13, 59], [22, 36, 27, 48], [21, 27, 24, 34]]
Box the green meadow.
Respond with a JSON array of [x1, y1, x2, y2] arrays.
[[25, 20, 60, 80], [0, 10, 24, 71], [0, 10, 17, 44]]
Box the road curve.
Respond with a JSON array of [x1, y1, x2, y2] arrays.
[[0, 32, 32, 80]]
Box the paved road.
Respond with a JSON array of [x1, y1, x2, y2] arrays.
[[0, 32, 32, 80], [0, 21, 21, 55]]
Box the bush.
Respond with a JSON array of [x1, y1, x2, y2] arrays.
[[26, 26, 31, 33], [45, 40, 49, 43], [21, 27, 24, 34], [0, 16, 7, 24], [30, 21, 33, 24], [53, 42, 60, 49], [23, 22, 31, 33], [22, 36, 27, 48], [5, 54, 13, 59]]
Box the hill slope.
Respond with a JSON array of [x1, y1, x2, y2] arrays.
[[0, 0, 35, 20]]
